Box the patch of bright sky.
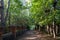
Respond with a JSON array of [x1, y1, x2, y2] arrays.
[[20, 0, 31, 6], [25, 0, 31, 3], [20, 0, 31, 16]]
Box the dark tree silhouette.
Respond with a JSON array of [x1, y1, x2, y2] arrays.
[[53, 0, 58, 10], [0, 0, 5, 27]]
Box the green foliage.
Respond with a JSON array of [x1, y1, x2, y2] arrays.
[[4, 0, 60, 27], [30, 0, 60, 26], [8, 0, 32, 26]]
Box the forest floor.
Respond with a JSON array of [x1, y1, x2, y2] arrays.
[[17, 30, 60, 40]]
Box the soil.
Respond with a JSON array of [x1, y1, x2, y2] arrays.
[[17, 30, 60, 40]]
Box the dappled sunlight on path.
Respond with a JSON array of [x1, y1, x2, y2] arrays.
[[17, 30, 58, 40]]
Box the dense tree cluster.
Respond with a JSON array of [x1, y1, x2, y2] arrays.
[[0, 0, 60, 38], [30, 0, 60, 38]]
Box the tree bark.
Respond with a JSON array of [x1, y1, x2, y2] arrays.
[[52, 21, 56, 38], [56, 25, 58, 35], [46, 25, 49, 34], [5, 0, 10, 26], [49, 25, 53, 35], [0, 0, 4, 40]]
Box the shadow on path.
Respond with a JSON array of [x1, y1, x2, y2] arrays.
[[17, 30, 60, 40]]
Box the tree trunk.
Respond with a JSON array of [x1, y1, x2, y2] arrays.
[[5, 0, 10, 25], [46, 25, 51, 34], [39, 26, 40, 32], [52, 21, 56, 38], [56, 25, 58, 35], [0, 0, 5, 27], [0, 0, 4, 40], [49, 25, 53, 35], [46, 25, 49, 34]]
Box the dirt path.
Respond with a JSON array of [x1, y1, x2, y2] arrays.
[[17, 30, 58, 40]]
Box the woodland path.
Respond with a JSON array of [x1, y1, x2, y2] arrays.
[[17, 30, 59, 40]]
